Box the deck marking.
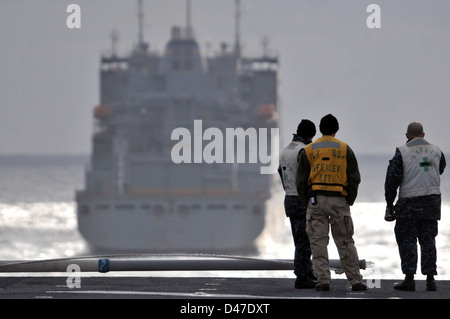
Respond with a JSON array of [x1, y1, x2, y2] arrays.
[[46, 290, 368, 299]]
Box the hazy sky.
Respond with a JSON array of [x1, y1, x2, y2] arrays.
[[1, 0, 450, 155]]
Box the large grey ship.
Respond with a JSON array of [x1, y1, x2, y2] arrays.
[[76, 0, 279, 252]]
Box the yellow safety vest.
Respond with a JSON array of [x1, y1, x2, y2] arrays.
[[304, 136, 348, 196]]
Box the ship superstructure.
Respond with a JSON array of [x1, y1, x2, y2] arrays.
[[76, 0, 279, 252]]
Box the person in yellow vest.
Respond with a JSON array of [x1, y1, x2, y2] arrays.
[[296, 114, 367, 291]]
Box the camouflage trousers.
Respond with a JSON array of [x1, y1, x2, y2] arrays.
[[306, 195, 363, 285], [394, 218, 438, 276], [284, 196, 314, 277]]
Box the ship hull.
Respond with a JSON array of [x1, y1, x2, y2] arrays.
[[77, 1, 279, 255], [76, 195, 266, 253]]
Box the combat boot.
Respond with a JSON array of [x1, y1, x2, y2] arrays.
[[295, 275, 316, 289], [426, 275, 437, 291], [315, 283, 330, 291], [308, 271, 318, 281], [352, 282, 368, 291], [393, 274, 415, 291]]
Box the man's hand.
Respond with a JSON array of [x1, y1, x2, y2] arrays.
[[384, 206, 396, 222]]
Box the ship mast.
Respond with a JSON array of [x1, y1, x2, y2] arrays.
[[137, 0, 148, 51], [110, 30, 119, 58], [234, 0, 241, 58], [185, 0, 193, 39]]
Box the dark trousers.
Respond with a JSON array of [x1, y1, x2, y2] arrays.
[[284, 196, 313, 277], [394, 218, 438, 276]]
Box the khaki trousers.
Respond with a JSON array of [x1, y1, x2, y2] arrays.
[[306, 195, 363, 285]]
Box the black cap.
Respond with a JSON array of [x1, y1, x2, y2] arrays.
[[319, 114, 339, 135], [296, 119, 316, 138]]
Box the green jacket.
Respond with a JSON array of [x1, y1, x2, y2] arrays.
[[296, 137, 361, 206]]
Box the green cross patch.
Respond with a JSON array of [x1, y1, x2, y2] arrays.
[[419, 157, 432, 172]]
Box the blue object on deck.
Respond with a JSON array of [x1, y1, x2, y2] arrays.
[[98, 258, 110, 273]]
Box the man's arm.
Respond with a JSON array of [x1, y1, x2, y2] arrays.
[[277, 164, 285, 190], [346, 145, 361, 206], [296, 149, 310, 206], [439, 152, 446, 175], [384, 148, 403, 208]]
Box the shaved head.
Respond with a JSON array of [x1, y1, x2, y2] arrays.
[[406, 122, 424, 138]]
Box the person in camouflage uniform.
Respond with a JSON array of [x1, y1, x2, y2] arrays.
[[385, 122, 446, 291], [278, 119, 317, 289]]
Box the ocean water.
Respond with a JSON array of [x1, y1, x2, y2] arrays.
[[1, 154, 450, 280]]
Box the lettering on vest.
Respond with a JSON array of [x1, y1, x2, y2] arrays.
[[398, 138, 442, 198], [305, 137, 348, 195]]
